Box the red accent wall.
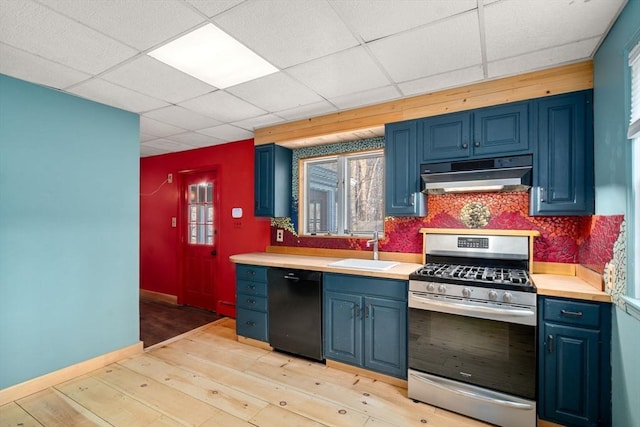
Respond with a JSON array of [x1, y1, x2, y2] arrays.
[[140, 139, 270, 317]]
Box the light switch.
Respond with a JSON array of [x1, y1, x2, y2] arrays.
[[171, 217, 177, 227]]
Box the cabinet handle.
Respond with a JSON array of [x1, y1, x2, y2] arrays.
[[247, 284, 256, 290], [354, 303, 360, 319], [462, 143, 468, 149], [246, 321, 255, 327], [246, 299, 256, 305], [364, 305, 370, 319], [410, 193, 415, 206], [560, 309, 583, 318], [474, 141, 480, 147], [539, 187, 546, 202], [548, 335, 554, 353]]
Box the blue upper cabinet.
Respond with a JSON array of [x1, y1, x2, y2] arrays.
[[384, 120, 426, 217], [530, 90, 594, 216], [420, 101, 530, 162], [254, 143, 292, 217]]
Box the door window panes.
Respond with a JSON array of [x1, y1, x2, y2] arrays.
[[188, 182, 215, 245]]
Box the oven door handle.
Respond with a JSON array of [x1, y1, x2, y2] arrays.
[[409, 372, 533, 410], [410, 295, 535, 318]]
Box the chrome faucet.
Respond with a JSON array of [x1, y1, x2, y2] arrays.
[[366, 231, 380, 260]]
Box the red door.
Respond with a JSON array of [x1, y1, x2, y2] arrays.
[[181, 170, 218, 310]]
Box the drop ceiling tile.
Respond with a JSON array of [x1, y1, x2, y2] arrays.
[[101, 56, 217, 104], [483, 0, 626, 62], [330, 0, 477, 42], [185, 0, 244, 18], [179, 91, 267, 123], [488, 38, 601, 79], [69, 78, 169, 112], [140, 116, 186, 138], [287, 46, 392, 99], [233, 114, 286, 131], [0, 0, 138, 75], [0, 42, 90, 89], [144, 106, 222, 131], [142, 138, 197, 153], [168, 131, 226, 147], [275, 100, 338, 122], [398, 65, 484, 96], [140, 144, 170, 157], [140, 133, 157, 143], [37, 0, 206, 51], [197, 124, 254, 142], [328, 85, 402, 110], [213, 0, 358, 68], [368, 11, 482, 83], [227, 72, 324, 112]]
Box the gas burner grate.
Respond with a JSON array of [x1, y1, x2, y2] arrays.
[[417, 263, 531, 286]]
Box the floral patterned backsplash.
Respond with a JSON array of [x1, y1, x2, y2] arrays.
[[271, 191, 624, 273]]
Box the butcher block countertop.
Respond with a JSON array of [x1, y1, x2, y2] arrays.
[[532, 274, 612, 303], [230, 252, 612, 302], [230, 252, 421, 280]]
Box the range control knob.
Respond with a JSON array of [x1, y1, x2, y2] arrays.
[[462, 288, 471, 298], [438, 284, 447, 294], [488, 290, 498, 301], [427, 283, 436, 292], [503, 292, 513, 303]]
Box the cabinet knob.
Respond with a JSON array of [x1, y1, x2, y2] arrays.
[[474, 141, 480, 147], [462, 143, 468, 149]]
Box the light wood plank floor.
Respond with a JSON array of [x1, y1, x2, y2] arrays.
[[1, 318, 492, 427]]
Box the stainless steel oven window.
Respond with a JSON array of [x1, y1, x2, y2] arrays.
[[408, 308, 536, 400]]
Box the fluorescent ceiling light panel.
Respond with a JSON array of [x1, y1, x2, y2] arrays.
[[148, 24, 278, 89]]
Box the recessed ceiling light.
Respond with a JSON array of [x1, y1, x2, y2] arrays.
[[148, 24, 278, 89]]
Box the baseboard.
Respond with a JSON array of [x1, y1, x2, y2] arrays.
[[140, 289, 178, 305], [325, 360, 408, 389], [0, 341, 143, 406]]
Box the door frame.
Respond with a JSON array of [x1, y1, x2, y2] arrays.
[[177, 166, 221, 308]]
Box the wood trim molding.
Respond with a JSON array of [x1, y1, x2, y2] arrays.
[[576, 264, 604, 291], [140, 289, 178, 305], [265, 245, 422, 263], [255, 61, 593, 145], [0, 341, 143, 406], [325, 360, 408, 389], [533, 262, 577, 276]]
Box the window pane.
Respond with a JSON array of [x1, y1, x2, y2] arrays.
[[187, 180, 215, 246], [347, 155, 384, 234], [307, 159, 338, 234]]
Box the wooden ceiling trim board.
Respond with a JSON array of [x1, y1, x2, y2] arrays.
[[254, 61, 593, 146]]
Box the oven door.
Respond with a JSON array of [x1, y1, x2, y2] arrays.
[[408, 292, 536, 400]]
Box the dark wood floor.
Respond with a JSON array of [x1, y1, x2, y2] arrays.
[[139, 297, 221, 347]]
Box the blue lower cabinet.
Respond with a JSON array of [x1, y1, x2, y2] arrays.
[[538, 296, 611, 426], [323, 273, 407, 379], [235, 264, 268, 342]]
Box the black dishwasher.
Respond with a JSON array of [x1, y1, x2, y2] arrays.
[[267, 267, 323, 361]]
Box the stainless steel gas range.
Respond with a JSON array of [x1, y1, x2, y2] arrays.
[[408, 232, 537, 427]]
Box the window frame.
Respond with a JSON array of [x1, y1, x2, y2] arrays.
[[300, 149, 384, 237]]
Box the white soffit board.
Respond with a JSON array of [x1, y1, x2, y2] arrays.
[[227, 72, 324, 112], [368, 11, 482, 83], [37, 0, 206, 51], [144, 106, 222, 130], [329, 0, 477, 42], [179, 90, 267, 123], [483, 0, 627, 62], [213, 0, 359, 68], [286, 46, 392, 99], [69, 79, 170, 113], [0, 0, 137, 75], [0, 42, 90, 89], [101, 56, 217, 104]]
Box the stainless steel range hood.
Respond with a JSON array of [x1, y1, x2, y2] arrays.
[[421, 154, 532, 194]]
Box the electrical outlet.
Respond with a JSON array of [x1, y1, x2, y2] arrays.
[[276, 229, 284, 242], [171, 217, 177, 228], [167, 173, 173, 184]]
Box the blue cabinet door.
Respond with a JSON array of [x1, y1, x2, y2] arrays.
[[531, 91, 594, 215], [323, 291, 362, 366], [254, 144, 291, 217], [364, 296, 407, 379], [541, 323, 600, 426], [420, 111, 471, 161], [473, 101, 530, 156], [384, 120, 425, 216]]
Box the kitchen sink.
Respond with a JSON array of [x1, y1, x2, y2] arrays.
[[327, 258, 399, 271]]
